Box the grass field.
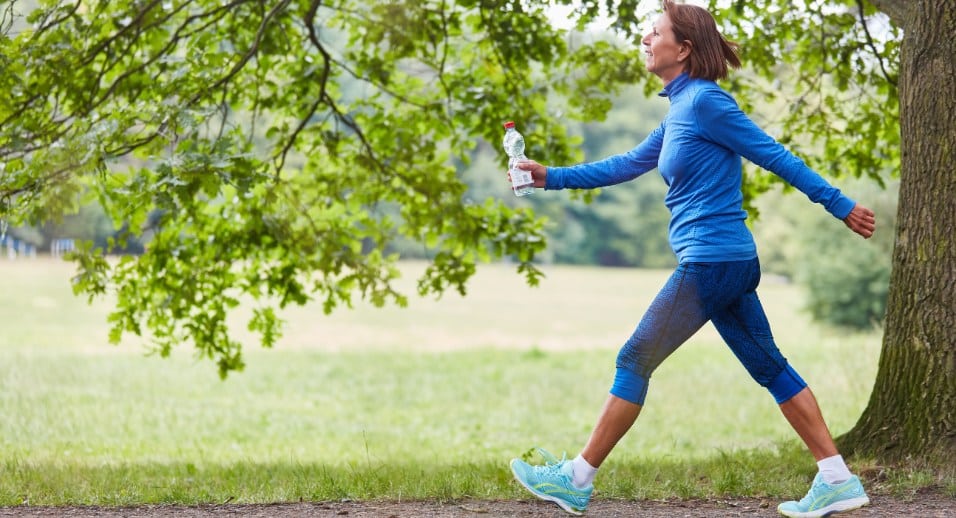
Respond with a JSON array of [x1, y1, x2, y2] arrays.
[[0, 258, 887, 505]]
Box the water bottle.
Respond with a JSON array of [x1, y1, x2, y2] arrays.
[[503, 121, 534, 197]]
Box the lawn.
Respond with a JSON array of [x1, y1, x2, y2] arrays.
[[0, 258, 883, 505]]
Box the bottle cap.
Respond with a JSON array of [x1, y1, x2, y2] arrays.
[[503, 121, 515, 129]]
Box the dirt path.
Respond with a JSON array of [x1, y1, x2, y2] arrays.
[[3, 491, 954, 518]]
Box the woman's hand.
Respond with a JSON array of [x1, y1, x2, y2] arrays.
[[508, 159, 548, 189], [843, 204, 876, 239]]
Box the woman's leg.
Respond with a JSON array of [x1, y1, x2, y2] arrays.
[[709, 285, 840, 458], [580, 395, 642, 467], [777, 390, 869, 517], [708, 265, 867, 516], [583, 262, 716, 467], [779, 387, 839, 461], [511, 260, 761, 514]]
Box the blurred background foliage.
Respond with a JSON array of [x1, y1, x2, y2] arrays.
[[7, 78, 895, 331], [2, 0, 894, 332]]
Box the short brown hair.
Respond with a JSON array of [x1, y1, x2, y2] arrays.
[[663, 0, 741, 80]]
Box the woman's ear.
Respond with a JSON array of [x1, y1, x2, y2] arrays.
[[678, 40, 693, 62]]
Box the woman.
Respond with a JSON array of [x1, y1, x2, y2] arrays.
[[508, 2, 876, 517]]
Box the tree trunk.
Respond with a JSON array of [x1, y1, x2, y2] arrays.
[[840, 2, 956, 465]]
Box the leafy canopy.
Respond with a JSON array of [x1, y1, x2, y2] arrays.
[[0, 0, 899, 376]]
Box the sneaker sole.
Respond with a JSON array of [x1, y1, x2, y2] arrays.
[[509, 459, 586, 516], [778, 496, 870, 517]]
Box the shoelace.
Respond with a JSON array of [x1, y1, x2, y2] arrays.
[[533, 462, 565, 478], [535, 447, 566, 465], [531, 448, 571, 478]]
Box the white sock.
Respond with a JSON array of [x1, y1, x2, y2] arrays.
[[571, 454, 598, 488], [817, 454, 852, 485]]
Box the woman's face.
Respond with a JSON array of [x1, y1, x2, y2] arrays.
[[642, 13, 688, 82]]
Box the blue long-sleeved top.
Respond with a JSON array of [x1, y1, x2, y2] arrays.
[[545, 73, 856, 263]]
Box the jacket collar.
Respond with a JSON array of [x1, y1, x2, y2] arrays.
[[659, 72, 691, 98]]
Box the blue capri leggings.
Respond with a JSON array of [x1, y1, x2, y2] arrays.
[[611, 258, 807, 406]]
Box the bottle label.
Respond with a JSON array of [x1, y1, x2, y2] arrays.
[[511, 168, 533, 187]]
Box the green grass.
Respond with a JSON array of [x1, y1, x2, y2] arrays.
[[0, 258, 910, 506]]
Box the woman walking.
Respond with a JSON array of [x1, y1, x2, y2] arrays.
[[508, 2, 876, 517]]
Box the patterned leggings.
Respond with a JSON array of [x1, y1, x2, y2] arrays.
[[611, 258, 806, 405]]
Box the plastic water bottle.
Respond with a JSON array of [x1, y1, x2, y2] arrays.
[[503, 121, 534, 197]]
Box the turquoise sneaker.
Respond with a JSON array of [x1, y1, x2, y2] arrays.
[[510, 448, 593, 515], [778, 473, 869, 517]]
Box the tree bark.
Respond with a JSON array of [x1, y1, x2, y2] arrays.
[[840, 2, 956, 465], [866, 0, 911, 27]]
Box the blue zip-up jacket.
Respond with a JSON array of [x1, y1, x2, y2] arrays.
[[545, 73, 856, 263]]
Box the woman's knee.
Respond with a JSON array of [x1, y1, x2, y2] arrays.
[[766, 364, 808, 403], [610, 367, 650, 405]]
